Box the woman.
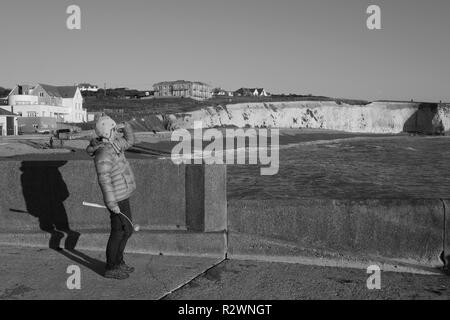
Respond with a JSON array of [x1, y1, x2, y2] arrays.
[[86, 115, 136, 280]]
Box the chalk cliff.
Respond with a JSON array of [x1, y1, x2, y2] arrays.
[[164, 101, 450, 134]]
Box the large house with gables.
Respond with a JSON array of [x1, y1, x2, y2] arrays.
[[1, 84, 86, 123]]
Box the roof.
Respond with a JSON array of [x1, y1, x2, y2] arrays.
[[39, 84, 78, 98], [78, 83, 98, 87], [39, 84, 61, 97], [56, 86, 78, 98], [153, 80, 211, 87]]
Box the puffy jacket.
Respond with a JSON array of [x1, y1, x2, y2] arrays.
[[86, 123, 136, 210]]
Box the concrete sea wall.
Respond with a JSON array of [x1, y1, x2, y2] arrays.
[[227, 199, 448, 268], [0, 160, 449, 269], [0, 160, 227, 233]]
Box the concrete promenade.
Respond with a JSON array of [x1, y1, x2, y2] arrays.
[[1, 245, 450, 300]]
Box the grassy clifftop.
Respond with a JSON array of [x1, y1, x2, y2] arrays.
[[84, 95, 370, 120]]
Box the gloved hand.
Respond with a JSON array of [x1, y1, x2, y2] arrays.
[[108, 203, 121, 214], [86, 137, 103, 157], [115, 122, 126, 134]]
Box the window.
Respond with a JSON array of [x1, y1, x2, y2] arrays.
[[39, 92, 44, 97]]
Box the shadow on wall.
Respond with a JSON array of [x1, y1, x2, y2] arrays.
[[403, 103, 445, 135], [20, 161, 106, 276]]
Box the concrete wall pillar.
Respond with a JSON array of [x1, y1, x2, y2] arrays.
[[185, 165, 227, 232]]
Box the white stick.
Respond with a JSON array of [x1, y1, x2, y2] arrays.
[[82, 201, 140, 231], [82, 201, 106, 209]]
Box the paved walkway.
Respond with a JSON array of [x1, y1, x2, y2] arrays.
[[0, 245, 221, 300], [1, 245, 449, 300]]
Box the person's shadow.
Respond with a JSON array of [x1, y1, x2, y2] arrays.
[[20, 161, 106, 276]]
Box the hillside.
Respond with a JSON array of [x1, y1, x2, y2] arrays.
[[84, 95, 369, 121]]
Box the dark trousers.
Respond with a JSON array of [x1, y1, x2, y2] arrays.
[[106, 198, 133, 270]]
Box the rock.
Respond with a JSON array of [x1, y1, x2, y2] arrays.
[[164, 101, 450, 135]]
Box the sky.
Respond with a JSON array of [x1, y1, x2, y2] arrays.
[[0, 0, 449, 102]]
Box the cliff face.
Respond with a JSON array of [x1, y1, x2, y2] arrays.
[[165, 101, 450, 134]]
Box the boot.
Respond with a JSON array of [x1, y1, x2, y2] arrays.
[[104, 267, 130, 280], [118, 261, 135, 273]]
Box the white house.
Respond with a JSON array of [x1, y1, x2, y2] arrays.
[[1, 84, 86, 123], [78, 83, 99, 92], [213, 88, 234, 97], [256, 88, 269, 97]]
